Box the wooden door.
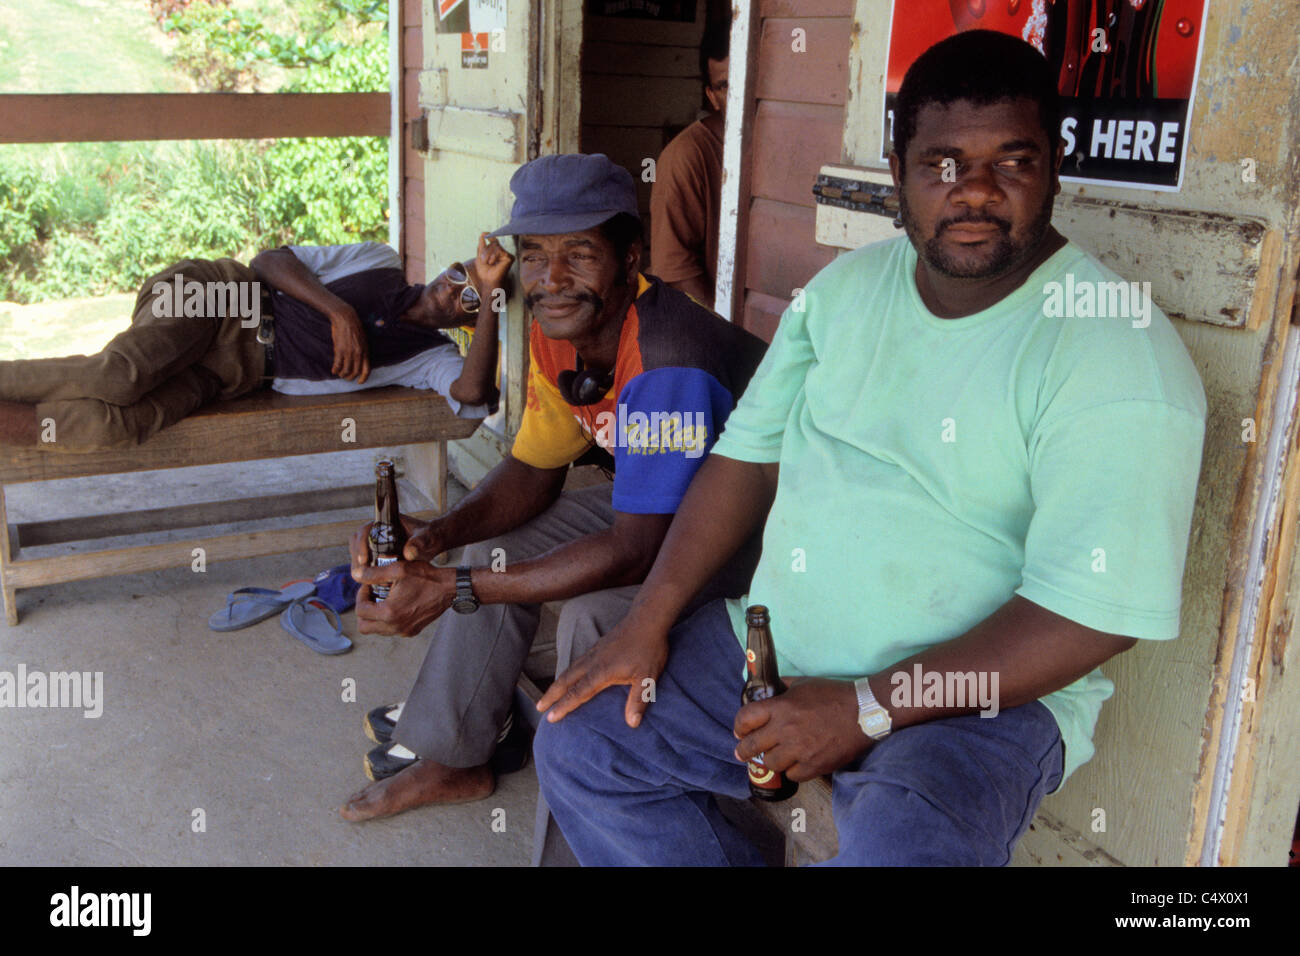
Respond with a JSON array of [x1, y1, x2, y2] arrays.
[[414, 0, 583, 483]]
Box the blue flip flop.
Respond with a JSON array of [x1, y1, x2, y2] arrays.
[[209, 581, 317, 632], [280, 598, 352, 656]]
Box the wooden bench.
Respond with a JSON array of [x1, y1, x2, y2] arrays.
[[749, 776, 837, 865], [0, 386, 480, 625]]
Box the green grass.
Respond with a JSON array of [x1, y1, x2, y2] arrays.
[[0, 0, 191, 93], [0, 293, 134, 360]]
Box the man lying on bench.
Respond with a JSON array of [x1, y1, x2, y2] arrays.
[[0, 233, 513, 451]]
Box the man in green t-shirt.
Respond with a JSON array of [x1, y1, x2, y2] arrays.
[[530, 30, 1207, 865]]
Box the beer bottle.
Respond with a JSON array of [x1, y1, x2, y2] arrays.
[[368, 459, 407, 603], [742, 604, 798, 801]]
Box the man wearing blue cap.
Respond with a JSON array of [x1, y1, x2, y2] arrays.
[[342, 153, 768, 821]]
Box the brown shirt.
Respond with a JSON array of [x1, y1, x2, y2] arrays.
[[650, 116, 724, 286]]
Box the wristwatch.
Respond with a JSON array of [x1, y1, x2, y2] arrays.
[[854, 677, 892, 740], [451, 566, 479, 614]]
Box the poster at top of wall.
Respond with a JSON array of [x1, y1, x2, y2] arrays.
[[436, 0, 470, 33], [469, 0, 507, 34], [881, 0, 1207, 191]]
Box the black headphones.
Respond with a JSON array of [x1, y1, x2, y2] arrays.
[[557, 356, 615, 406]]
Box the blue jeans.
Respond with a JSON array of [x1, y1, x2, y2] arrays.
[[533, 599, 1064, 866]]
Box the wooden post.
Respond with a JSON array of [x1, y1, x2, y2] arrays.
[[403, 440, 448, 515], [0, 485, 16, 626], [714, 0, 760, 323]]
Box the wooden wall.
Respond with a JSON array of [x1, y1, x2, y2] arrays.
[[737, 0, 852, 342], [579, 12, 707, 271], [402, 0, 426, 282]]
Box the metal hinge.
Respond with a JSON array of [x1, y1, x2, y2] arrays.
[[812, 172, 898, 219], [409, 114, 429, 153]]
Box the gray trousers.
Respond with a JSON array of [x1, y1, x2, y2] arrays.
[[392, 483, 629, 766], [391, 480, 758, 865]]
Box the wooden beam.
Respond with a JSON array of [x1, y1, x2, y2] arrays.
[[1, 509, 437, 591], [0, 93, 389, 143], [0, 388, 479, 485], [13, 486, 375, 548]]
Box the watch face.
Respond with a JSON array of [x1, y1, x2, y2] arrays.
[[452, 596, 478, 615], [861, 711, 890, 738]]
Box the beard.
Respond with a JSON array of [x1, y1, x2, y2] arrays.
[[898, 185, 1055, 280]]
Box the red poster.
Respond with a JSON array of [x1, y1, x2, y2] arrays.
[[882, 0, 1207, 190]]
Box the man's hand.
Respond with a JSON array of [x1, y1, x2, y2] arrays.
[[733, 678, 869, 782], [330, 305, 370, 383], [474, 232, 514, 295], [353, 559, 455, 637], [403, 521, 449, 562], [349, 515, 431, 571], [537, 615, 671, 728]]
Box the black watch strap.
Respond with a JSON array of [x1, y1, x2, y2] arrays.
[[452, 565, 479, 614]]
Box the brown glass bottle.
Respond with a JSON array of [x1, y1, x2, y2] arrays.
[[742, 604, 798, 801], [368, 459, 407, 603]]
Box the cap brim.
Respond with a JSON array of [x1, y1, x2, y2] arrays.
[[487, 209, 624, 239]]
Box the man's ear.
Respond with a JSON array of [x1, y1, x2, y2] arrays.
[[625, 238, 643, 283], [1052, 140, 1065, 195], [888, 150, 903, 189]]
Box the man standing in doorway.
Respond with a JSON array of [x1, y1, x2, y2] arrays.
[[649, 19, 729, 309]]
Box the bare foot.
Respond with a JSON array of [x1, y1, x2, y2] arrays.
[[339, 759, 494, 821]]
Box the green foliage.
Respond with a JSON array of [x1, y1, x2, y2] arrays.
[[0, 163, 57, 262], [255, 23, 389, 245], [0, 141, 277, 302], [161, 0, 386, 92], [1, 1, 390, 304]]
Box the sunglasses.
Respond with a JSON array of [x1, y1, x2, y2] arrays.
[[445, 262, 481, 314]]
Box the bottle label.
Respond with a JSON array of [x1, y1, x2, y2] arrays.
[[747, 753, 779, 789], [372, 556, 398, 602]]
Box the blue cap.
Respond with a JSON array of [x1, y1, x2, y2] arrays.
[[488, 153, 640, 238]]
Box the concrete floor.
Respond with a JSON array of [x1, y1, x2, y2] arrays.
[[0, 448, 540, 866]]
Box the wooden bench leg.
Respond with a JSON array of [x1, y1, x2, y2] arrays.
[[402, 440, 448, 515], [0, 485, 17, 626]]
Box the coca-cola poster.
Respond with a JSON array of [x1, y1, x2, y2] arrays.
[[881, 0, 1208, 190]]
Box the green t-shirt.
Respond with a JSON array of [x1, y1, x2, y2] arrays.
[[713, 236, 1206, 784]]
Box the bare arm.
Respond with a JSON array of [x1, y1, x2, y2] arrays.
[[734, 595, 1137, 781], [469, 510, 671, 605], [352, 507, 674, 637], [449, 306, 499, 406], [250, 247, 370, 383], [407, 453, 569, 559], [351, 453, 676, 636], [448, 235, 510, 405]]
